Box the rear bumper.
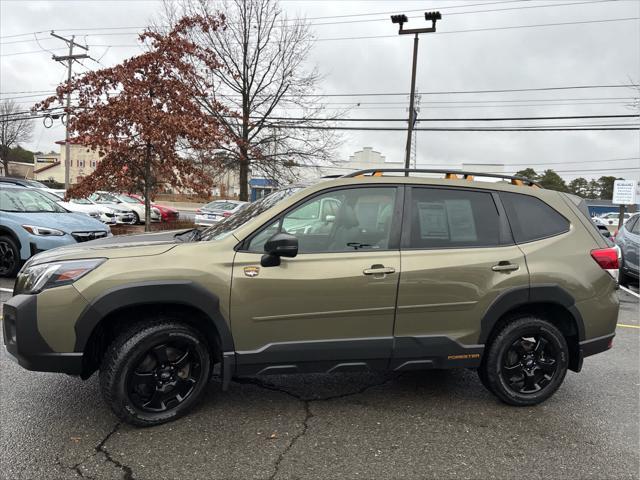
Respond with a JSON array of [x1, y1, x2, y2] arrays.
[[2, 294, 83, 375], [194, 214, 222, 226]]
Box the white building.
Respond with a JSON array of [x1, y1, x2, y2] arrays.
[[307, 147, 403, 178]]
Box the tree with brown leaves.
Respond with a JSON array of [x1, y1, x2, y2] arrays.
[[35, 15, 233, 229]]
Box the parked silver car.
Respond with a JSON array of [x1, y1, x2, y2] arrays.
[[195, 199, 248, 226], [615, 213, 639, 285]]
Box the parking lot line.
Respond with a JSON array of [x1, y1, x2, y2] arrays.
[[617, 323, 640, 329], [619, 285, 640, 299]]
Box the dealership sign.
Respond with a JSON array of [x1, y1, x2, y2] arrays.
[[612, 180, 638, 205]]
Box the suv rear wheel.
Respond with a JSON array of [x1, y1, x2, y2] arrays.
[[100, 320, 211, 427], [481, 316, 568, 406]]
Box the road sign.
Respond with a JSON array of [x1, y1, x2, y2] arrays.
[[612, 180, 638, 205]]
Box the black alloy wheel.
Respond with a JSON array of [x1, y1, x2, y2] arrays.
[[500, 334, 558, 395], [100, 320, 211, 427], [481, 316, 568, 406], [0, 236, 20, 277], [127, 341, 203, 412]]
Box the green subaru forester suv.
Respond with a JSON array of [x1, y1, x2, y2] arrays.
[[3, 170, 620, 426]]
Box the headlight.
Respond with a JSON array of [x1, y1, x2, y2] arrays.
[[152, 207, 160, 215], [14, 258, 106, 294], [22, 225, 65, 236]]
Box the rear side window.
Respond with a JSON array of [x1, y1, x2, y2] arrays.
[[500, 192, 569, 243], [406, 187, 501, 249]]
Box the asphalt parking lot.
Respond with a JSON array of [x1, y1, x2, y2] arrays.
[[0, 278, 638, 480]]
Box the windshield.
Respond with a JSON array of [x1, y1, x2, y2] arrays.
[[118, 195, 142, 204], [197, 187, 303, 241], [71, 198, 92, 205], [0, 187, 68, 213], [203, 201, 240, 211], [37, 189, 65, 203], [90, 192, 120, 204]]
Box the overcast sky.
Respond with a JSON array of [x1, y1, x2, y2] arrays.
[[1, 0, 639, 181]]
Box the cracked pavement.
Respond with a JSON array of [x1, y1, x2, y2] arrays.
[[1, 281, 638, 479]]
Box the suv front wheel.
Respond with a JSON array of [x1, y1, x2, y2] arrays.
[[481, 316, 568, 406], [100, 320, 211, 427]]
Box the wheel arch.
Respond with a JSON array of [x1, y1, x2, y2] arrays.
[[479, 285, 585, 372], [75, 281, 235, 377], [0, 225, 22, 251]]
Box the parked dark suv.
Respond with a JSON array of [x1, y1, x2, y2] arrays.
[[615, 213, 639, 285], [3, 169, 620, 426]]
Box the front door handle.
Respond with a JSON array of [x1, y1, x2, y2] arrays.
[[492, 262, 519, 272], [363, 264, 396, 275]]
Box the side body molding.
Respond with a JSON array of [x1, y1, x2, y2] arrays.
[[478, 284, 585, 344], [74, 280, 235, 354]]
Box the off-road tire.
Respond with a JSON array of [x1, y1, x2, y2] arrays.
[[476, 363, 493, 393], [100, 319, 211, 427], [0, 235, 21, 278], [481, 316, 568, 406]]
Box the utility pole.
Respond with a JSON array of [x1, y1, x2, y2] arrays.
[[407, 92, 421, 169], [50, 31, 89, 190], [390, 12, 441, 171]]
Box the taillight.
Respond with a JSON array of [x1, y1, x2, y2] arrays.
[[590, 248, 619, 270], [222, 211, 232, 218]]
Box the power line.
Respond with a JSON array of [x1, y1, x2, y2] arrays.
[[2, 16, 639, 57], [0, 0, 619, 45], [258, 114, 639, 122], [261, 124, 639, 131], [0, 1, 524, 40]]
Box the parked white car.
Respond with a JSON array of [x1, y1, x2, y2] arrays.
[[595, 212, 632, 226], [70, 197, 137, 225], [195, 199, 248, 226], [89, 191, 160, 223], [37, 189, 104, 223], [90, 191, 160, 224]]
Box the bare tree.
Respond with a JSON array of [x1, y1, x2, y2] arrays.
[[162, 0, 341, 201], [0, 100, 34, 177]]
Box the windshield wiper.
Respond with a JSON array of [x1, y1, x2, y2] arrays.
[[174, 228, 202, 242]]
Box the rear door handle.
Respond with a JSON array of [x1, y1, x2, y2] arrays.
[[492, 262, 519, 272], [363, 264, 396, 275]]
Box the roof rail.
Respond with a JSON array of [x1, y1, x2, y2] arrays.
[[341, 168, 540, 187]]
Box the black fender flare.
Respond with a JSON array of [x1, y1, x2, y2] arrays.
[[73, 280, 235, 353], [478, 284, 585, 344]]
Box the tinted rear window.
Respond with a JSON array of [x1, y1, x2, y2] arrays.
[[500, 192, 569, 243]]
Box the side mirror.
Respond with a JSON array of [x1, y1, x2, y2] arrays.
[[261, 233, 298, 267]]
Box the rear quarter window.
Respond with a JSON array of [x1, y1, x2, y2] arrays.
[[500, 192, 569, 243]]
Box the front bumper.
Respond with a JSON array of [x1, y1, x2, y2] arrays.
[[2, 294, 83, 374]]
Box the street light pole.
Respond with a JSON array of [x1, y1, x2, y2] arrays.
[[404, 33, 419, 171], [391, 12, 441, 171]]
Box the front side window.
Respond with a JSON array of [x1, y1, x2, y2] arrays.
[[406, 187, 501, 249], [500, 192, 569, 243], [247, 187, 397, 253]]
